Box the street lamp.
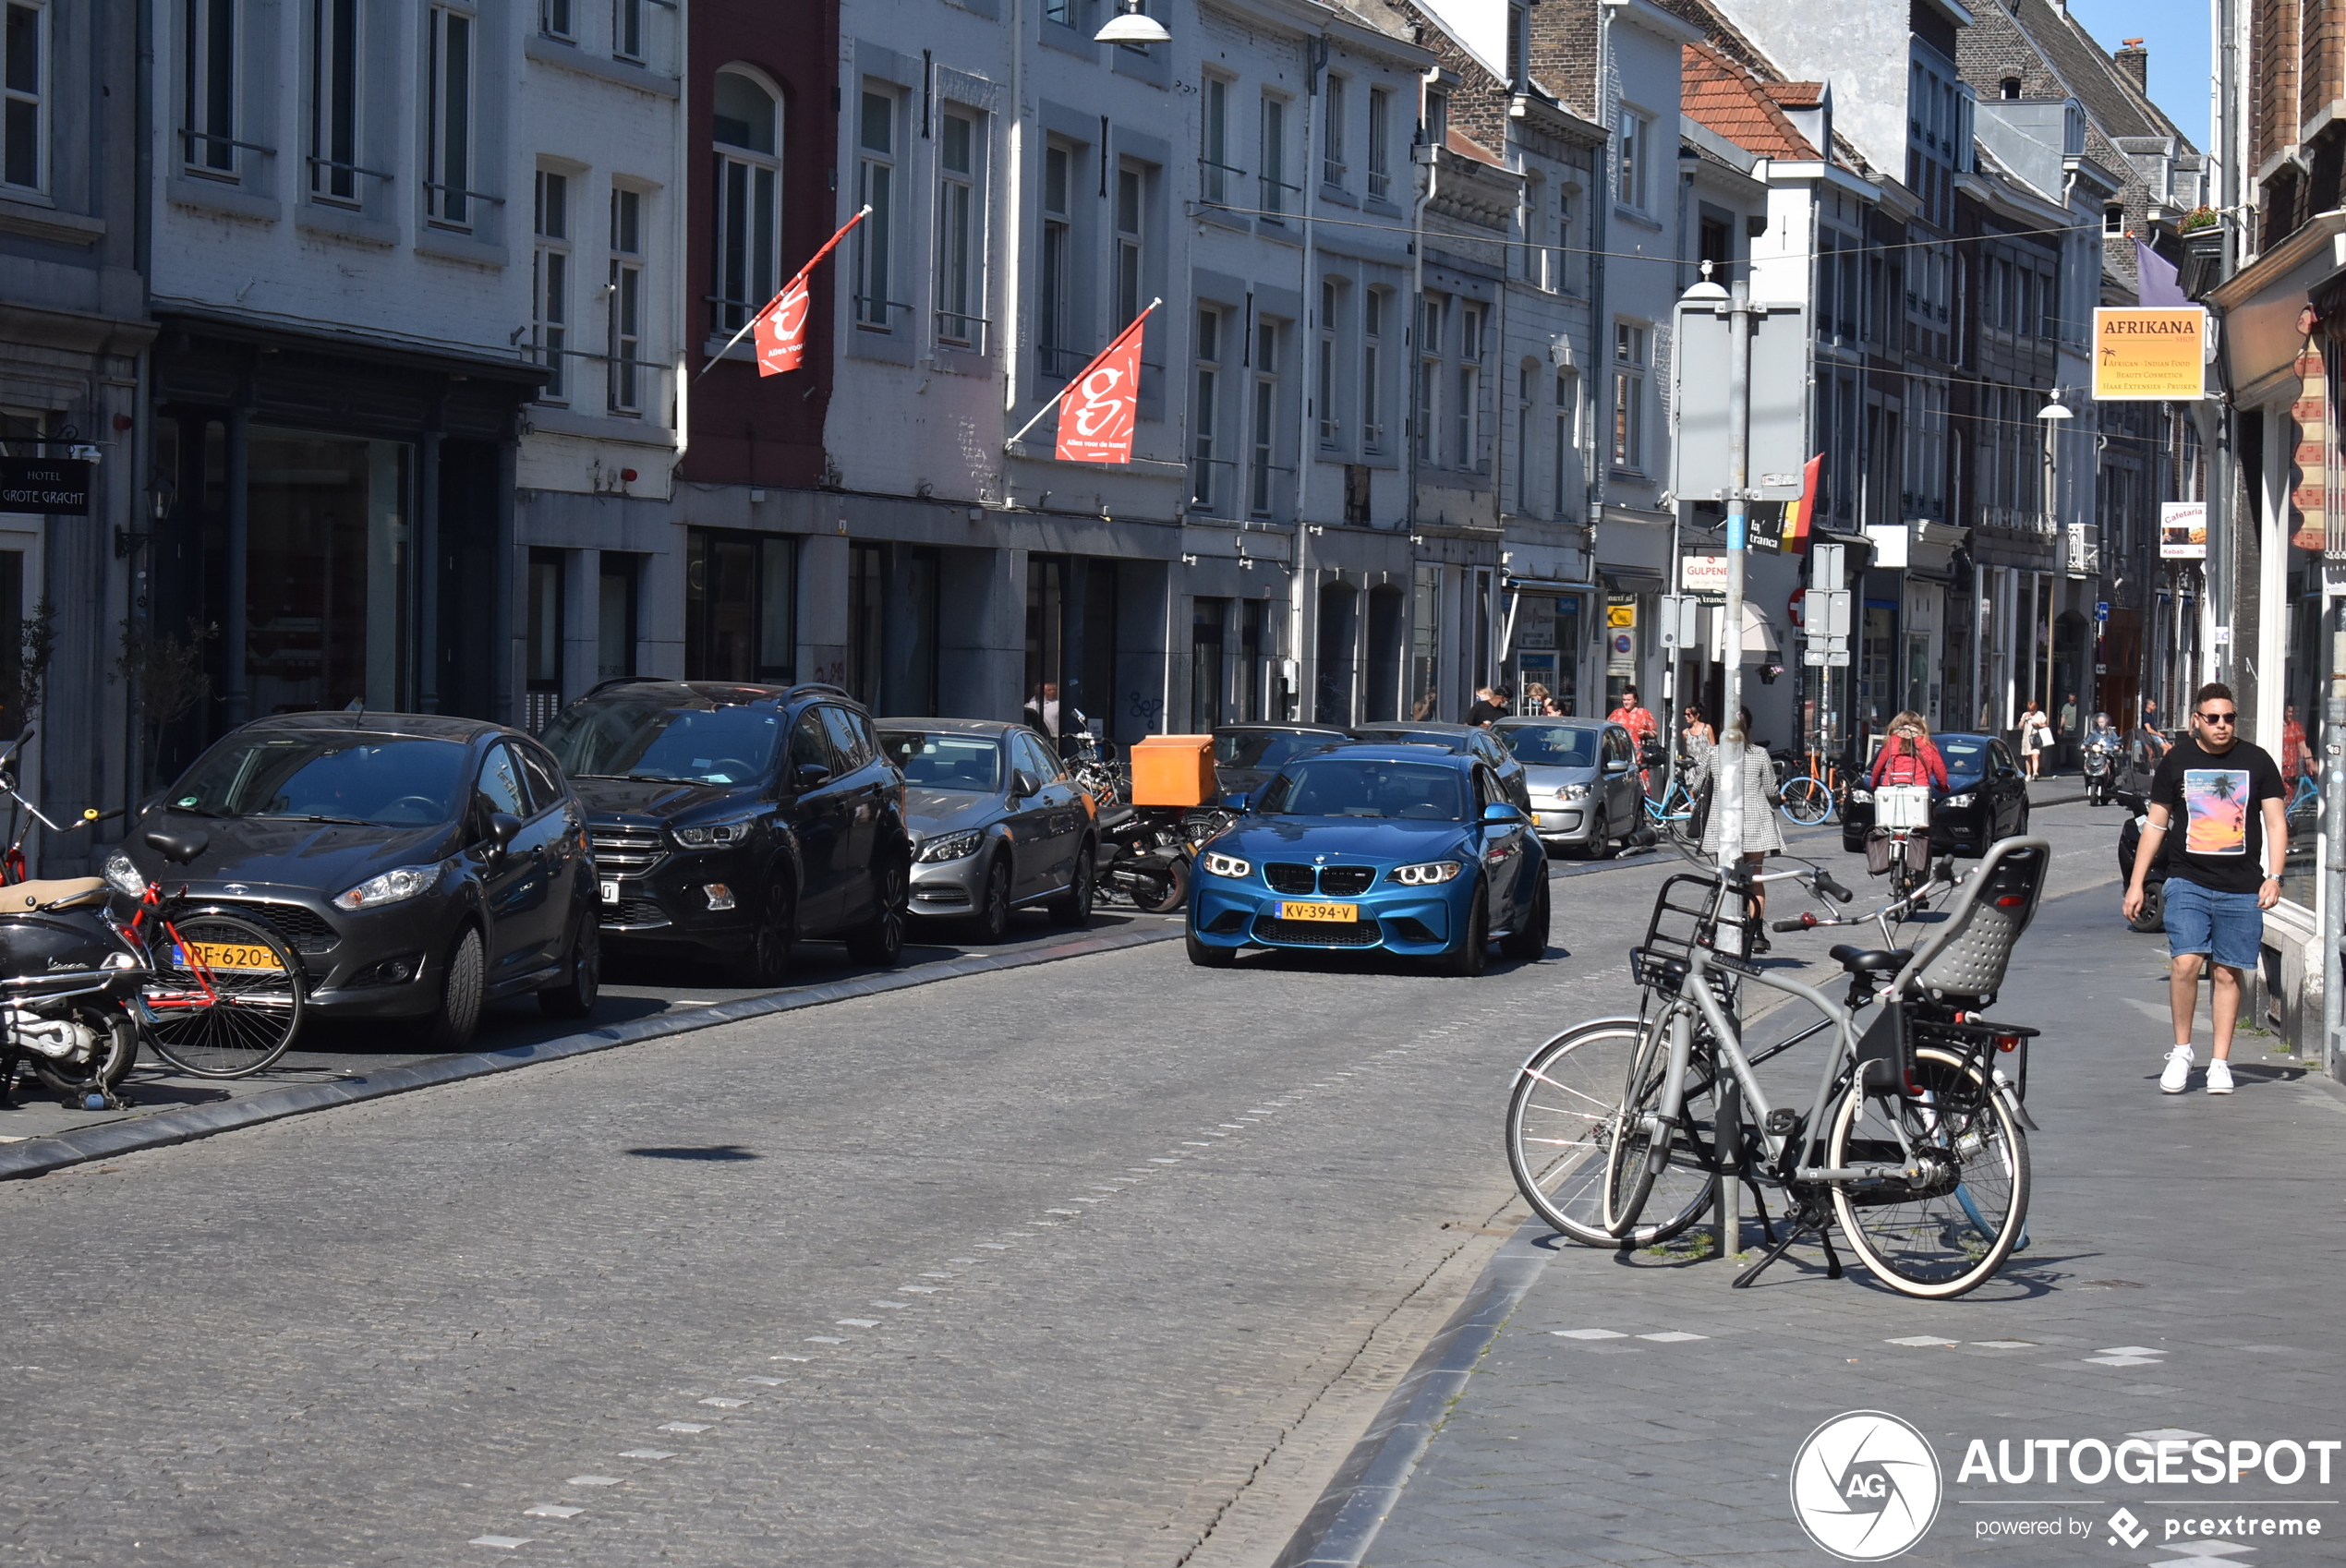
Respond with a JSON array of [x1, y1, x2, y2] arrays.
[[1094, 0, 1170, 43], [2037, 397, 2073, 734]]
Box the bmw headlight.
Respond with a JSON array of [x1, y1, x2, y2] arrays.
[[1201, 850, 1252, 878], [1944, 791, 1976, 807], [333, 863, 442, 911], [1390, 860, 1464, 887], [1559, 783, 1594, 802], [672, 818, 756, 849], [916, 828, 985, 863], [103, 851, 147, 898]]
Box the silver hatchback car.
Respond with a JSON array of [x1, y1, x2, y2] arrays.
[[1492, 718, 1644, 857], [877, 718, 1096, 941]]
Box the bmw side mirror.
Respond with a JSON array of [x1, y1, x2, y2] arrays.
[[1223, 790, 1251, 814], [1482, 802, 1527, 826]]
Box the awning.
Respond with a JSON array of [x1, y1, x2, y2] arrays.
[[1707, 602, 1781, 660], [1601, 569, 1667, 595]]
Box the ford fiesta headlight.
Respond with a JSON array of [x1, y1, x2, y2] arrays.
[[1559, 783, 1594, 802], [103, 851, 147, 898], [333, 863, 441, 911], [916, 828, 984, 863], [1944, 791, 1976, 807], [1201, 850, 1252, 878], [1390, 860, 1464, 886], [672, 819, 756, 848]]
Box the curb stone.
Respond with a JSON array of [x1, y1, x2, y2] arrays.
[[1271, 1212, 1559, 1568], [0, 921, 1179, 1181]]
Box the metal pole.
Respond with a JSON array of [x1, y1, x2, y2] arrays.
[[1718, 279, 1752, 880], [2324, 600, 2346, 1083]]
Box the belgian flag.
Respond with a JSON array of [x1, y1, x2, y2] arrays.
[[1778, 454, 1823, 554]]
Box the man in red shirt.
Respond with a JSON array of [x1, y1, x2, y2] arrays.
[[1609, 687, 1659, 790], [2282, 704, 2308, 785]]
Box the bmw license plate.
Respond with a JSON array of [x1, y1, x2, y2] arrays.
[[1276, 901, 1358, 923], [601, 880, 619, 905]]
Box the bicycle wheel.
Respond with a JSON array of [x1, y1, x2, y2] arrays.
[[1601, 1003, 1722, 1239], [1779, 776, 1834, 826], [140, 912, 306, 1079], [1827, 1043, 2029, 1298], [1507, 1017, 1717, 1248]]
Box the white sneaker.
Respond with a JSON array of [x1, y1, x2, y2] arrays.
[[2159, 1045, 2195, 1093], [2206, 1058, 2234, 1094]]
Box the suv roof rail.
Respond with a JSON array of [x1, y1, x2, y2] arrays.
[[583, 675, 673, 696], [788, 682, 853, 701]]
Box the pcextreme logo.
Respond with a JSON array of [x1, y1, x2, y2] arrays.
[[1791, 1411, 1944, 1562]]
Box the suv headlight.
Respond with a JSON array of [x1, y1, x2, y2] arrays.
[[1201, 850, 1252, 878], [1390, 860, 1464, 886], [916, 828, 984, 863], [672, 819, 756, 849], [333, 863, 442, 911], [103, 851, 146, 898]]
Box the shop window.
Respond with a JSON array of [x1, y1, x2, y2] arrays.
[[244, 428, 411, 716], [4, 1, 45, 194], [597, 553, 638, 681], [684, 527, 793, 682]]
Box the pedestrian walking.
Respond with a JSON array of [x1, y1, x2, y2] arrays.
[[2060, 692, 2078, 770], [2122, 682, 2290, 1095], [1464, 685, 1511, 727], [1682, 706, 1716, 771], [1701, 707, 1785, 944], [1609, 687, 1659, 790], [2019, 699, 2051, 778]]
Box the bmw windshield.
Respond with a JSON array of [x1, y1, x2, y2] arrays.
[[167, 735, 468, 826], [1258, 759, 1469, 821], [543, 701, 783, 786]]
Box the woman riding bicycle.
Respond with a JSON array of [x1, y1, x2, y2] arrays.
[[1868, 710, 1949, 792]]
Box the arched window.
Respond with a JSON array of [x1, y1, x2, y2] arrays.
[[710, 67, 781, 335]]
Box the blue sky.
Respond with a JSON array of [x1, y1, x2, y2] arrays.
[[2063, 0, 2211, 149]]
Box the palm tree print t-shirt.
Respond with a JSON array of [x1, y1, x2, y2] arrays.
[[2148, 735, 2284, 896]]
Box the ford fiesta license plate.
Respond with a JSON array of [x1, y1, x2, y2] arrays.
[[175, 942, 284, 973], [1276, 900, 1358, 923]]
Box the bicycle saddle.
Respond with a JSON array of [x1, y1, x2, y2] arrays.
[[144, 826, 210, 864], [1829, 944, 1913, 974]]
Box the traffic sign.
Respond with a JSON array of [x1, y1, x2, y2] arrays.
[[2095, 601, 2110, 621], [1787, 587, 1806, 628]]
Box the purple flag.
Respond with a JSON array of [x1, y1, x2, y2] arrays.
[[2135, 237, 2188, 308]]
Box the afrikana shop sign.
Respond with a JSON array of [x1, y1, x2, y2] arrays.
[[2092, 308, 2207, 401]]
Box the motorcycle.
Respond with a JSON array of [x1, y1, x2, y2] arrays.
[[2082, 736, 2120, 806], [0, 734, 150, 1111], [1095, 803, 1236, 914], [2116, 806, 2168, 933]]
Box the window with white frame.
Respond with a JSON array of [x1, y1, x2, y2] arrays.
[[1260, 93, 1292, 221], [1192, 306, 1223, 512], [1251, 318, 1280, 515], [1361, 288, 1385, 452], [539, 0, 571, 41], [612, 0, 644, 62], [854, 88, 898, 332], [1616, 107, 1650, 212], [1201, 74, 1235, 207], [1515, 363, 1533, 511], [1114, 163, 1143, 326], [709, 68, 780, 334], [307, 0, 361, 203], [1416, 293, 1442, 464], [184, 0, 237, 175], [936, 108, 981, 347], [1366, 86, 1390, 202], [1322, 75, 1345, 189], [1611, 321, 1646, 470], [426, 2, 477, 224], [4, 0, 47, 193], [1554, 369, 1578, 516], [1456, 303, 1481, 467], [1317, 278, 1341, 447], [533, 170, 571, 402], [1039, 141, 1073, 379], [1423, 89, 1447, 148], [608, 186, 644, 414]]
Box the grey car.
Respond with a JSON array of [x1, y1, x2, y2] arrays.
[[1493, 718, 1644, 857], [877, 718, 1095, 941]]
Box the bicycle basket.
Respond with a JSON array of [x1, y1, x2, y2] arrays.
[[1631, 874, 1748, 1003], [1875, 784, 1930, 831]]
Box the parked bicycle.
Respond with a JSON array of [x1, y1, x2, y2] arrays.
[[1777, 750, 1843, 826], [1505, 838, 2048, 1298], [109, 826, 308, 1078]]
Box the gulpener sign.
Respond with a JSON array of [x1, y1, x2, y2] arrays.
[[0, 457, 92, 515]]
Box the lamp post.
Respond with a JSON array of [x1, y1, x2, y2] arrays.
[[2038, 397, 2073, 734]]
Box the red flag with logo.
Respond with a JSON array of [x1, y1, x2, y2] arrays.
[[744, 208, 869, 377], [1780, 453, 1823, 553], [1055, 306, 1155, 463]]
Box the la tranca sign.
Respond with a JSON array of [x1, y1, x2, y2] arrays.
[[2092, 308, 2206, 401]]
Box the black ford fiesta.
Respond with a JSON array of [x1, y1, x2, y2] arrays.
[[117, 713, 600, 1051]]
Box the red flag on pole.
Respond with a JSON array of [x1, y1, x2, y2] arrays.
[[1055, 305, 1155, 464], [739, 207, 870, 377], [1780, 453, 1823, 553]]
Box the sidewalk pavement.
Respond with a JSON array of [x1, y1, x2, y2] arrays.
[[1298, 860, 2346, 1567]]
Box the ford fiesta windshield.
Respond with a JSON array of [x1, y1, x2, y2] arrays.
[[544, 703, 782, 786], [1259, 760, 1469, 821], [1938, 738, 1989, 785], [167, 736, 467, 826]]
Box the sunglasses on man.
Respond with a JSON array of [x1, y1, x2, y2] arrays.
[[2196, 709, 2237, 725]]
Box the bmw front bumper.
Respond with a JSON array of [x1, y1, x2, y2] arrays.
[[1187, 873, 1466, 956]]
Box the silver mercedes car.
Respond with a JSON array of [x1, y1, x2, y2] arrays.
[[876, 718, 1096, 941], [1492, 718, 1644, 857]]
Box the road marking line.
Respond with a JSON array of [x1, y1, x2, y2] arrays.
[[1046, 1208, 1082, 1215], [658, 1423, 712, 1433], [1551, 1329, 1627, 1340], [1887, 1335, 1959, 1347], [567, 1476, 623, 1487], [2086, 1355, 2163, 1367], [1148, 1158, 1179, 1164], [523, 1505, 583, 1519], [1972, 1341, 2036, 1349], [836, 1319, 880, 1328], [804, 1336, 846, 1345], [2098, 1345, 2165, 1357], [897, 1285, 941, 1293], [768, 1355, 811, 1362], [741, 1377, 785, 1386], [923, 1271, 958, 1276], [699, 1397, 748, 1407], [1638, 1332, 1707, 1343], [619, 1450, 676, 1459], [868, 1301, 909, 1309], [470, 1536, 532, 1550], [975, 1243, 1011, 1249]]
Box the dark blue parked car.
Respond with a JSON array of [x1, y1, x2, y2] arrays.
[[1184, 746, 1550, 975]]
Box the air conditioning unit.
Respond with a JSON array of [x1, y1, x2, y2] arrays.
[[2064, 522, 2102, 578]]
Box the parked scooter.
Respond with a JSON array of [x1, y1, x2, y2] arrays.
[[2116, 804, 2168, 933], [1095, 804, 1234, 913], [0, 733, 150, 1111]]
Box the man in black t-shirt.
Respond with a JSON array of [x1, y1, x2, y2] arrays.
[[2122, 682, 2289, 1095]]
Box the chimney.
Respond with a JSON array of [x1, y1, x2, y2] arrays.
[[2113, 38, 2148, 95]]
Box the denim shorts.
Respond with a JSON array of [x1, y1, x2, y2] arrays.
[[2163, 877, 2265, 971]]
